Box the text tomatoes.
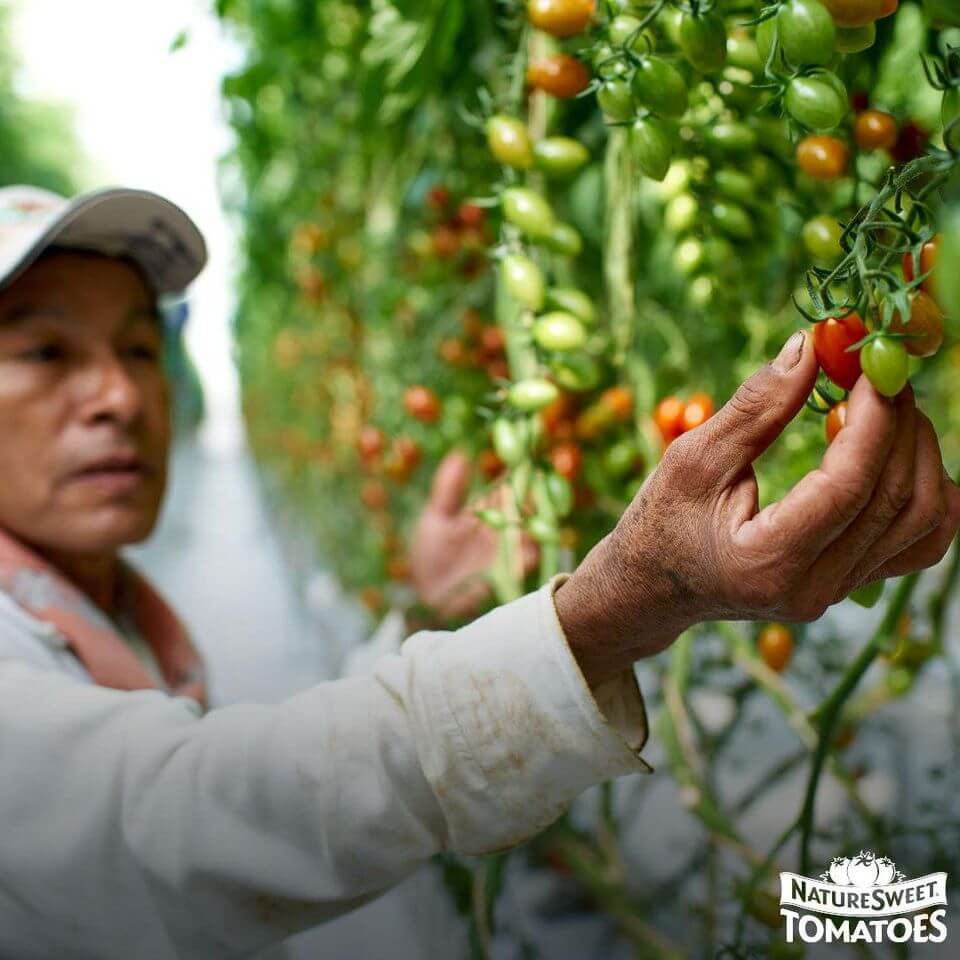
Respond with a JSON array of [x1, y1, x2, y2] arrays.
[[758, 624, 794, 673], [854, 109, 898, 151], [404, 386, 442, 422], [861, 337, 910, 397], [890, 291, 945, 358], [813, 314, 867, 390], [825, 401, 848, 444], [797, 135, 849, 179], [527, 54, 591, 98], [527, 0, 595, 37]]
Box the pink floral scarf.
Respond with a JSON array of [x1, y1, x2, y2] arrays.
[[0, 526, 207, 707]]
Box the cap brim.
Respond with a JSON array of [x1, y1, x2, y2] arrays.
[[0, 188, 207, 296]]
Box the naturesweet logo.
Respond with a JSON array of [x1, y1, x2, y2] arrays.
[[779, 851, 948, 945]]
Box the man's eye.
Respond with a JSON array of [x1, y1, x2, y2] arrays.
[[127, 344, 161, 362], [21, 344, 64, 362]]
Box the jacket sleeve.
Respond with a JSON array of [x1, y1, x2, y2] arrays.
[[0, 580, 650, 959]]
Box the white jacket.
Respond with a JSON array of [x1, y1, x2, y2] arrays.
[[0, 579, 650, 959]]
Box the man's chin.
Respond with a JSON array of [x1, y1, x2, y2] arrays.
[[43, 507, 160, 554]]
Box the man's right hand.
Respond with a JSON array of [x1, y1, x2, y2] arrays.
[[555, 330, 960, 688]]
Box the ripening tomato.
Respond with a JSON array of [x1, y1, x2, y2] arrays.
[[478, 449, 506, 480], [821, 0, 897, 28], [682, 393, 714, 432], [601, 386, 634, 420], [902, 235, 942, 301], [891, 121, 928, 164], [825, 401, 847, 444], [679, 11, 727, 73], [631, 57, 689, 118], [551, 442, 584, 480], [358, 425, 386, 461], [509, 379, 560, 412], [655, 396, 686, 442], [803, 215, 844, 263], [404, 385, 442, 422], [501, 254, 546, 311], [854, 109, 898, 151], [486, 115, 534, 169], [861, 337, 910, 397], [457, 203, 486, 228], [786, 73, 848, 131], [479, 325, 506, 358], [431, 225, 460, 259], [797, 135, 850, 180], [427, 185, 451, 210], [534, 137, 590, 178], [533, 312, 588, 352], [835, 22, 876, 52], [813, 314, 868, 390], [527, 54, 591, 98], [891, 291, 944, 358], [502, 188, 556, 240], [778, 0, 837, 66], [759, 624, 794, 673], [527, 0, 596, 38], [541, 393, 579, 439], [361, 480, 389, 511]]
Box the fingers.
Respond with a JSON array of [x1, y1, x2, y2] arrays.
[[428, 451, 471, 516], [695, 330, 819, 489], [840, 413, 946, 591], [805, 386, 916, 592], [735, 375, 898, 570], [867, 469, 960, 582]]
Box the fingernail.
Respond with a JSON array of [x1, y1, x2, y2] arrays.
[[774, 331, 805, 373]]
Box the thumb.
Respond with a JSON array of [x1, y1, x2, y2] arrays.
[[429, 450, 472, 516], [695, 330, 818, 488]]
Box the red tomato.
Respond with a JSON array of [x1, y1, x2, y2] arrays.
[[854, 110, 898, 151], [891, 122, 928, 164], [357, 425, 385, 461], [404, 386, 442, 422], [387, 556, 411, 581], [427, 185, 451, 210], [796, 135, 850, 180], [541, 393, 579, 439], [527, 54, 591, 98], [457, 203, 486, 228], [438, 338, 472, 367], [527, 0, 596, 37], [821, 0, 897, 27], [850, 89, 870, 112], [478, 449, 506, 480], [462, 307, 485, 340], [551, 442, 584, 480], [758, 624, 794, 673], [682, 392, 714, 432], [813, 314, 868, 390], [902, 234, 942, 301], [655, 396, 687, 442], [825, 401, 848, 444], [361, 480, 389, 511], [479, 325, 507, 358], [431, 225, 460, 259], [393, 436, 422, 470], [601, 386, 634, 421]]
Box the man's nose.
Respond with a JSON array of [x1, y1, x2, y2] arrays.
[[77, 353, 144, 426]]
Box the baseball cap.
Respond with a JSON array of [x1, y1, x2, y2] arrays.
[[0, 185, 208, 296]]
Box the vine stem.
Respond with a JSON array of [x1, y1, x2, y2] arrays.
[[798, 573, 920, 874]]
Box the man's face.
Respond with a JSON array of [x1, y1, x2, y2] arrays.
[[0, 251, 171, 554]]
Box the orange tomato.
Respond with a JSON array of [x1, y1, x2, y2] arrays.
[[682, 393, 714, 433], [541, 393, 579, 439], [478, 449, 506, 480], [758, 624, 794, 673], [357, 425, 385, 461], [527, 0, 596, 38], [601, 386, 634, 421], [404, 386, 442, 422], [890, 291, 945, 358], [825, 401, 848, 444], [902, 235, 942, 303], [551, 442, 584, 480], [655, 396, 687, 443], [361, 480, 389, 511], [821, 0, 897, 27], [797, 135, 850, 180], [527, 54, 592, 98], [854, 110, 898, 152]]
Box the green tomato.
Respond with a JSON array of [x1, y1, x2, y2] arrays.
[[546, 287, 597, 325], [502, 187, 556, 240], [851, 579, 885, 608], [665, 193, 699, 233], [509, 379, 560, 412], [802, 215, 844, 263], [755, 16, 778, 68], [486, 115, 534, 169], [544, 221, 583, 257], [706, 121, 759, 152], [702, 236, 735, 267], [597, 77, 635, 121], [527, 515, 561, 544], [785, 74, 847, 131], [679, 12, 727, 74], [779, 0, 836, 66], [533, 137, 590, 178], [632, 116, 675, 182], [500, 254, 546, 311], [835, 23, 875, 53], [594, 43, 629, 80], [688, 275, 715, 308], [603, 440, 639, 477], [551, 353, 602, 392], [861, 338, 910, 397], [608, 15, 654, 51], [672, 238, 704, 275], [726, 32, 763, 74], [715, 168, 754, 204], [533, 312, 588, 352], [631, 57, 689, 119], [545, 472, 574, 518], [887, 665, 915, 697], [492, 418, 528, 466], [712, 201, 753, 240]]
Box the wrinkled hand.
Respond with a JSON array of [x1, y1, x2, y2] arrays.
[[411, 451, 537, 621], [556, 331, 960, 687]]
